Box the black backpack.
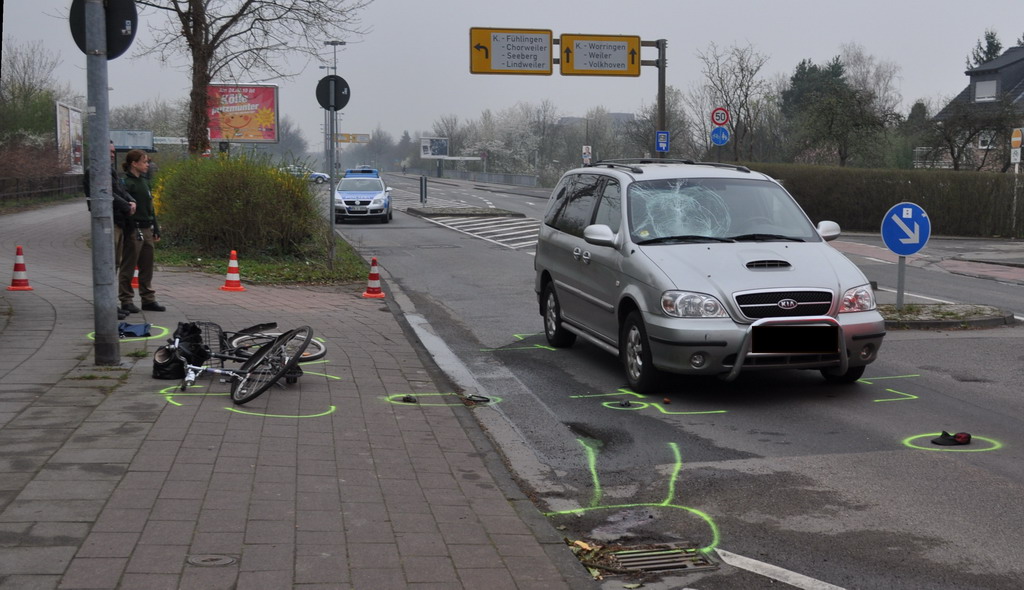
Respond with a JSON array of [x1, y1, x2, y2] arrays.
[[152, 322, 211, 379]]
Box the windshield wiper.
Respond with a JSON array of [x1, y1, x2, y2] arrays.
[[728, 233, 805, 242], [636, 234, 736, 245]]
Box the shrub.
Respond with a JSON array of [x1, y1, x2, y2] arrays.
[[745, 162, 1021, 238], [154, 155, 323, 255]]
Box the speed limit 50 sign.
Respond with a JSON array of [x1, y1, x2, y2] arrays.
[[711, 107, 730, 126]]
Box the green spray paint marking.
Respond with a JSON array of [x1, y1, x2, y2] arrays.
[[383, 392, 503, 406], [544, 441, 721, 553], [157, 384, 336, 419], [481, 333, 557, 352], [856, 374, 922, 402], [574, 388, 727, 415], [224, 406, 337, 418], [902, 433, 1003, 452], [578, 439, 603, 508], [298, 371, 342, 380], [858, 374, 920, 384], [88, 325, 170, 342], [873, 388, 919, 402]]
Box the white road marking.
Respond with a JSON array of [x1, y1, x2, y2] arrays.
[[715, 549, 846, 590]]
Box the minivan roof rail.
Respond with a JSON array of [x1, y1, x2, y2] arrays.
[[590, 158, 750, 174]]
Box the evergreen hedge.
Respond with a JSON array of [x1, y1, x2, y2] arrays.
[[747, 163, 1022, 238]]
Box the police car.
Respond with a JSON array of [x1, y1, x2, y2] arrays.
[[334, 168, 392, 223]]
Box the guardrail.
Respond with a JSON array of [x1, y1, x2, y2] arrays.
[[403, 168, 539, 188]]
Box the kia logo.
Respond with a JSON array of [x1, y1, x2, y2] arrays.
[[778, 298, 798, 310]]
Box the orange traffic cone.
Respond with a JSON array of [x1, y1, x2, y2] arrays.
[[7, 245, 33, 291], [131, 266, 139, 288], [362, 256, 385, 299], [219, 250, 246, 291]]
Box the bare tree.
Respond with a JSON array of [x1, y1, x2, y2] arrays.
[[696, 42, 771, 161], [0, 39, 78, 137], [431, 114, 467, 156], [931, 94, 1019, 170], [625, 86, 692, 158], [109, 98, 188, 136], [839, 42, 903, 119], [135, 0, 371, 154]]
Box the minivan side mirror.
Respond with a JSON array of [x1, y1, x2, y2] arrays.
[[583, 224, 616, 247], [816, 220, 841, 242]]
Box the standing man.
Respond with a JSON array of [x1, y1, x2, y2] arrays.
[[120, 149, 165, 313], [84, 140, 136, 320]]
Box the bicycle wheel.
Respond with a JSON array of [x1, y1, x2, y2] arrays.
[[229, 327, 313, 405], [228, 331, 327, 362]]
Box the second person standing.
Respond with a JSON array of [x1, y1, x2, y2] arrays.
[[120, 149, 166, 313]]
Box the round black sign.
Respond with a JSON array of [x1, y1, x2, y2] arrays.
[[69, 0, 138, 60], [316, 75, 351, 111]]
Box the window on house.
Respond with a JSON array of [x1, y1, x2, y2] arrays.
[[978, 130, 996, 150], [975, 80, 997, 102]]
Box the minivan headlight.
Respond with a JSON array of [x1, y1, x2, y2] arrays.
[[662, 291, 728, 318], [840, 284, 876, 313]]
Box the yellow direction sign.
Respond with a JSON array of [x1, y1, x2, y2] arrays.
[[1011, 128, 1022, 149], [559, 34, 641, 76], [470, 28, 552, 75], [335, 133, 370, 144]]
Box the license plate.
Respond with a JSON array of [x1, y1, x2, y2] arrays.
[[350, 206, 367, 211], [751, 325, 838, 354]]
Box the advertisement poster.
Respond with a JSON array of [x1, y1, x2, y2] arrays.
[[420, 137, 449, 159], [207, 84, 279, 143], [55, 102, 84, 174]]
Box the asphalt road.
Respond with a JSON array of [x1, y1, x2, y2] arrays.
[[340, 175, 1024, 589]]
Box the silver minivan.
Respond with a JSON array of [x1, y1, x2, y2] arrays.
[[534, 160, 886, 393]]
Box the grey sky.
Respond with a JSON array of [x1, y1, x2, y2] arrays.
[[4, 0, 1023, 150]]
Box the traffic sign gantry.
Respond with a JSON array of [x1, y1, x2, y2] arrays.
[[470, 28, 552, 75], [559, 34, 641, 76], [881, 202, 930, 257]]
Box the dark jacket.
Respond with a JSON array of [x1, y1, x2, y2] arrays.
[[123, 173, 159, 236], [84, 165, 136, 231]]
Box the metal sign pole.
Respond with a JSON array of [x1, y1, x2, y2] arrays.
[[896, 256, 906, 311], [1014, 161, 1019, 237], [327, 97, 336, 270], [85, 0, 119, 365]]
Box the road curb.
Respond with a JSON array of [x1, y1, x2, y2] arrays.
[[884, 312, 1017, 330]]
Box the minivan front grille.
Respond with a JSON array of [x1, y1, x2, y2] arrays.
[[734, 290, 833, 319]]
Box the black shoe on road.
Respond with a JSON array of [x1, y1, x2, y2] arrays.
[[117, 309, 130, 320], [141, 302, 166, 312], [120, 303, 141, 313]]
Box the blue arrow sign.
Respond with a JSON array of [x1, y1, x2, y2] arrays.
[[656, 131, 669, 152], [710, 126, 730, 146], [881, 202, 930, 256]]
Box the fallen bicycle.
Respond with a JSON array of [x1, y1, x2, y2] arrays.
[[153, 321, 320, 405]]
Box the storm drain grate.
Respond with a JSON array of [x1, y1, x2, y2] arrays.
[[609, 544, 718, 573]]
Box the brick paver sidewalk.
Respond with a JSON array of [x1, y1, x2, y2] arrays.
[[0, 203, 588, 589]]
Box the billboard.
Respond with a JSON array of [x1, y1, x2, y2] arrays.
[[420, 137, 449, 159], [207, 84, 279, 143], [55, 102, 84, 174]]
